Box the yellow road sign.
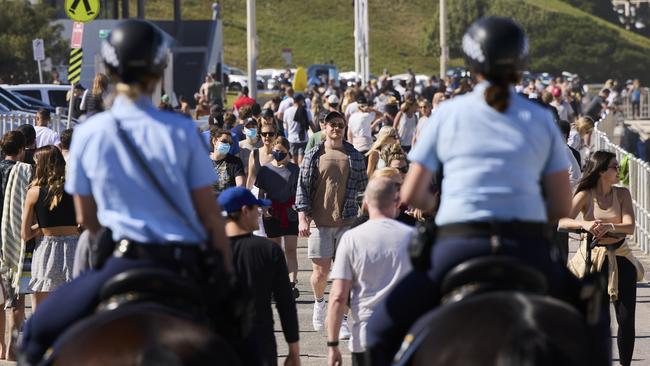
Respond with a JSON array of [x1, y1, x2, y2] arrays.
[[65, 0, 99, 23], [68, 48, 83, 84]]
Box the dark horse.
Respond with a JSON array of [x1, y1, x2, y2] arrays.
[[392, 257, 609, 366], [48, 268, 241, 366]]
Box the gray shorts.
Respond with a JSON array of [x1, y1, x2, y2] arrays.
[[289, 142, 307, 157], [307, 225, 351, 259]]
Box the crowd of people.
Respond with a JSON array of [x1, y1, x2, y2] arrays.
[[0, 17, 643, 366]]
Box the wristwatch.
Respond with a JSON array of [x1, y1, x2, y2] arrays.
[[327, 340, 339, 347]]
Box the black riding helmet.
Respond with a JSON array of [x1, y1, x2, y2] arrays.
[[101, 20, 168, 84], [462, 17, 528, 80]]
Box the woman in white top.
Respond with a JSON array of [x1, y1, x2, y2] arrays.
[[392, 100, 418, 153]]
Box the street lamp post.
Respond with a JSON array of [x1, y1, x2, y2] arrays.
[[439, 0, 448, 79], [354, 0, 370, 87], [247, 0, 257, 99]]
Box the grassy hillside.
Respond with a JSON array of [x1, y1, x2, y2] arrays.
[[135, 0, 650, 78]]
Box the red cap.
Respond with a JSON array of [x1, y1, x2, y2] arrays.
[[552, 87, 562, 97]]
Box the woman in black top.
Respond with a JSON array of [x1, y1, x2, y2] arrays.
[[83, 73, 108, 117], [21, 146, 78, 309], [255, 136, 300, 295]]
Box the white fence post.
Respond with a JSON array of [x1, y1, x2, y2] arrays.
[[54, 107, 63, 133]]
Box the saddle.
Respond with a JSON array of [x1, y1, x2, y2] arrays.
[[97, 268, 205, 318], [440, 256, 548, 304]]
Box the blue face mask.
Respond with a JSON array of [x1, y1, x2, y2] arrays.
[[244, 128, 257, 138], [216, 142, 231, 155], [272, 151, 288, 162]]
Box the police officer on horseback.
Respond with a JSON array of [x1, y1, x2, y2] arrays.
[[364, 17, 597, 365], [19, 20, 233, 364]]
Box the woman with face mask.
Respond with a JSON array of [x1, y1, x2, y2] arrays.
[[238, 118, 262, 177], [210, 130, 245, 196], [254, 136, 301, 298]]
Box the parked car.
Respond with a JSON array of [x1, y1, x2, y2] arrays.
[[0, 87, 41, 114], [307, 64, 339, 87], [3, 84, 71, 110], [15, 94, 57, 111], [223, 64, 265, 91], [338, 71, 377, 87], [257, 68, 285, 90], [389, 73, 429, 94], [0, 87, 76, 127]]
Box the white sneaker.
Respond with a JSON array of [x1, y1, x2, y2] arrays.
[[312, 300, 327, 331], [339, 318, 351, 340]]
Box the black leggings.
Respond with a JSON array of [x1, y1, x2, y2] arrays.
[[600, 256, 637, 366]]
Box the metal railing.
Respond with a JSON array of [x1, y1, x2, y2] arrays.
[[594, 121, 650, 255], [0, 108, 65, 135]]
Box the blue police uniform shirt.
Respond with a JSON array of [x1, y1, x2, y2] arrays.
[[65, 95, 217, 244], [409, 82, 569, 225]]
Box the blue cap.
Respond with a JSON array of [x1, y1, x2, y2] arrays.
[[218, 187, 271, 214]]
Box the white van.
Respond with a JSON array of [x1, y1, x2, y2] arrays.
[[3, 84, 71, 109]]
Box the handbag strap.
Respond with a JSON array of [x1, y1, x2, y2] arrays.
[[111, 114, 206, 242]]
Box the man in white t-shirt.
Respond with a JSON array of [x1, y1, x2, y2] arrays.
[[327, 177, 413, 366], [347, 96, 383, 154], [34, 109, 60, 148]]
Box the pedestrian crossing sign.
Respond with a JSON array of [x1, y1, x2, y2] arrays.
[[65, 0, 99, 23]]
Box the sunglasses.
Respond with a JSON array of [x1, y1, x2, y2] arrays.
[[327, 122, 346, 129], [398, 166, 409, 174], [608, 164, 620, 171], [260, 132, 276, 137]]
